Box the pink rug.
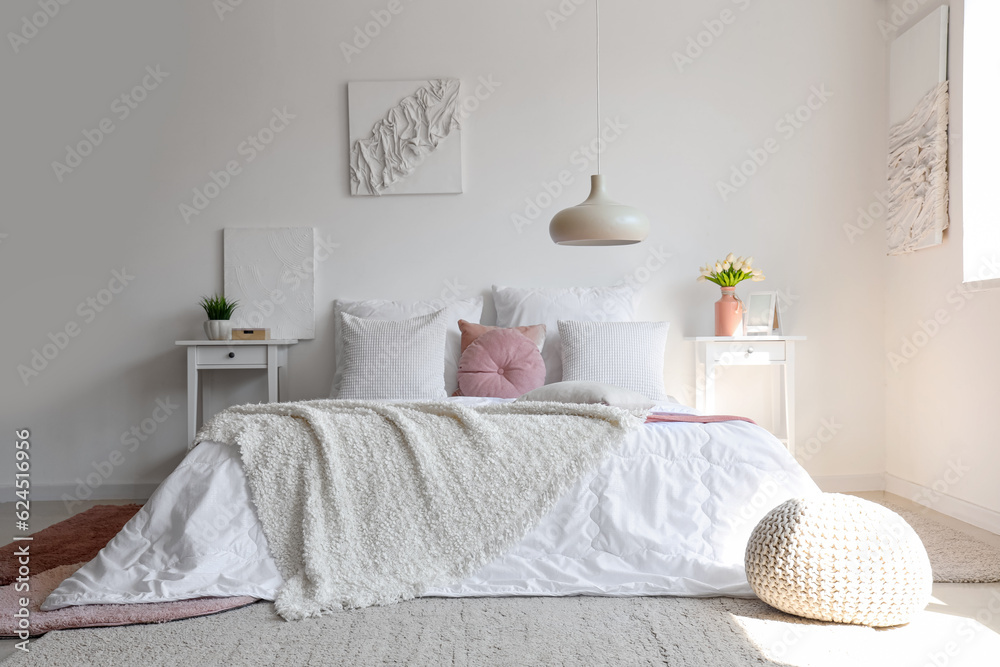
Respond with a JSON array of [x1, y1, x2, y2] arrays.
[[0, 505, 260, 637], [0, 563, 258, 637]]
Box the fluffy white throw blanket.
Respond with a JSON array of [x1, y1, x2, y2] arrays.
[[195, 400, 644, 620]]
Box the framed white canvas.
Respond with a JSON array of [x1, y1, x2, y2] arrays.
[[348, 79, 463, 196], [746, 292, 780, 335], [887, 6, 949, 254], [224, 227, 316, 339]]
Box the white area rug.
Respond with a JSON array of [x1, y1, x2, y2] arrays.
[[6, 595, 1000, 667], [878, 501, 1000, 583]]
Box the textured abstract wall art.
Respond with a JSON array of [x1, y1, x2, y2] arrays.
[[224, 227, 316, 339], [348, 79, 462, 196], [886, 6, 950, 255]]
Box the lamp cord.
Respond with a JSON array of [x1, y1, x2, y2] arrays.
[[596, 0, 601, 175]]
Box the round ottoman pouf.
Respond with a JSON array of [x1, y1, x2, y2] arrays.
[[745, 493, 932, 627]]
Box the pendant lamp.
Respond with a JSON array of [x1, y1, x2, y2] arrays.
[[549, 0, 649, 246]]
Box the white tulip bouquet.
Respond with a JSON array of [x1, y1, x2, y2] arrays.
[[697, 253, 765, 286]]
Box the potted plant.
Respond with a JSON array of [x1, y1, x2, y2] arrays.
[[697, 254, 765, 336], [199, 294, 240, 341]]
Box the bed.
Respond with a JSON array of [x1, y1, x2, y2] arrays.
[[43, 396, 819, 611]]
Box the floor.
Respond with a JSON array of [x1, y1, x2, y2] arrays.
[[2, 492, 999, 664]]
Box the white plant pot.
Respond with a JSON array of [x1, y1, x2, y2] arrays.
[[204, 320, 232, 341]]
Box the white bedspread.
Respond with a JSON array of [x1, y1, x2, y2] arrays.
[[44, 398, 819, 610]]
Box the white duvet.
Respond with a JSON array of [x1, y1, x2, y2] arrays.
[[44, 398, 819, 610]]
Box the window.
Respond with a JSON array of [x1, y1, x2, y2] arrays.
[[963, 0, 1000, 287]]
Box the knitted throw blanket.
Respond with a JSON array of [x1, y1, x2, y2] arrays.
[[196, 400, 644, 620]]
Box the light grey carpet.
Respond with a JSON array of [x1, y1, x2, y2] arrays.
[[3, 598, 780, 667], [8, 594, 1000, 667], [877, 501, 1000, 583], [6, 500, 1000, 666]]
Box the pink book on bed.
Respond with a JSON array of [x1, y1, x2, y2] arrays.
[[645, 413, 756, 426]]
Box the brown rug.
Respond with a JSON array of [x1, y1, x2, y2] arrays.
[[0, 504, 258, 638], [0, 505, 141, 586]]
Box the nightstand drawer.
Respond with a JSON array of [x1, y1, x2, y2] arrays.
[[196, 346, 267, 366], [711, 341, 785, 362]]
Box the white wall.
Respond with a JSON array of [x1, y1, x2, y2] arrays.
[[1, 0, 890, 504], [884, 0, 1000, 529]]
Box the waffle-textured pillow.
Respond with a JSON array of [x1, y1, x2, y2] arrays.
[[330, 297, 484, 397], [458, 320, 546, 354], [745, 494, 932, 627], [457, 329, 546, 399], [557, 320, 669, 402], [516, 381, 656, 413], [492, 285, 635, 385], [338, 309, 449, 400]]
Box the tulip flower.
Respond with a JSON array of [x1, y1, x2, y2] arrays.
[[698, 254, 764, 287]]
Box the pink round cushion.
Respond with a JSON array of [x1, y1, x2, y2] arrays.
[[457, 328, 546, 399]]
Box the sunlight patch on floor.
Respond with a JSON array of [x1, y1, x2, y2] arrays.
[[731, 605, 1000, 667]]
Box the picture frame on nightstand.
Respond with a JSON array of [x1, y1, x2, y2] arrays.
[[746, 292, 781, 335]]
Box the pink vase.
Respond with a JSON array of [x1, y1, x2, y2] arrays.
[[715, 287, 744, 336]]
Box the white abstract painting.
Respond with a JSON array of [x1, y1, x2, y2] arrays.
[[886, 6, 950, 255], [349, 79, 462, 196], [224, 227, 315, 339]]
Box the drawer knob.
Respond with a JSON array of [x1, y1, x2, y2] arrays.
[[745, 346, 754, 357], [228, 352, 236, 359]]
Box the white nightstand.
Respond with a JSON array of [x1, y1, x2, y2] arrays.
[[684, 336, 806, 455], [176, 339, 298, 445]]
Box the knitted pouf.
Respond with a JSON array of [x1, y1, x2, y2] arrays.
[[745, 494, 932, 627]]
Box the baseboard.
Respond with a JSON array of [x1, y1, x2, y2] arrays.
[[885, 474, 1000, 536], [810, 473, 886, 493], [0, 483, 158, 504]]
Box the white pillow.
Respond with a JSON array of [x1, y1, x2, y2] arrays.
[[338, 310, 449, 400], [492, 285, 635, 384], [331, 297, 484, 397], [516, 381, 656, 413], [557, 320, 669, 402]]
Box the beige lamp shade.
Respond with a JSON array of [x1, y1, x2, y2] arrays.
[[549, 175, 650, 246]]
